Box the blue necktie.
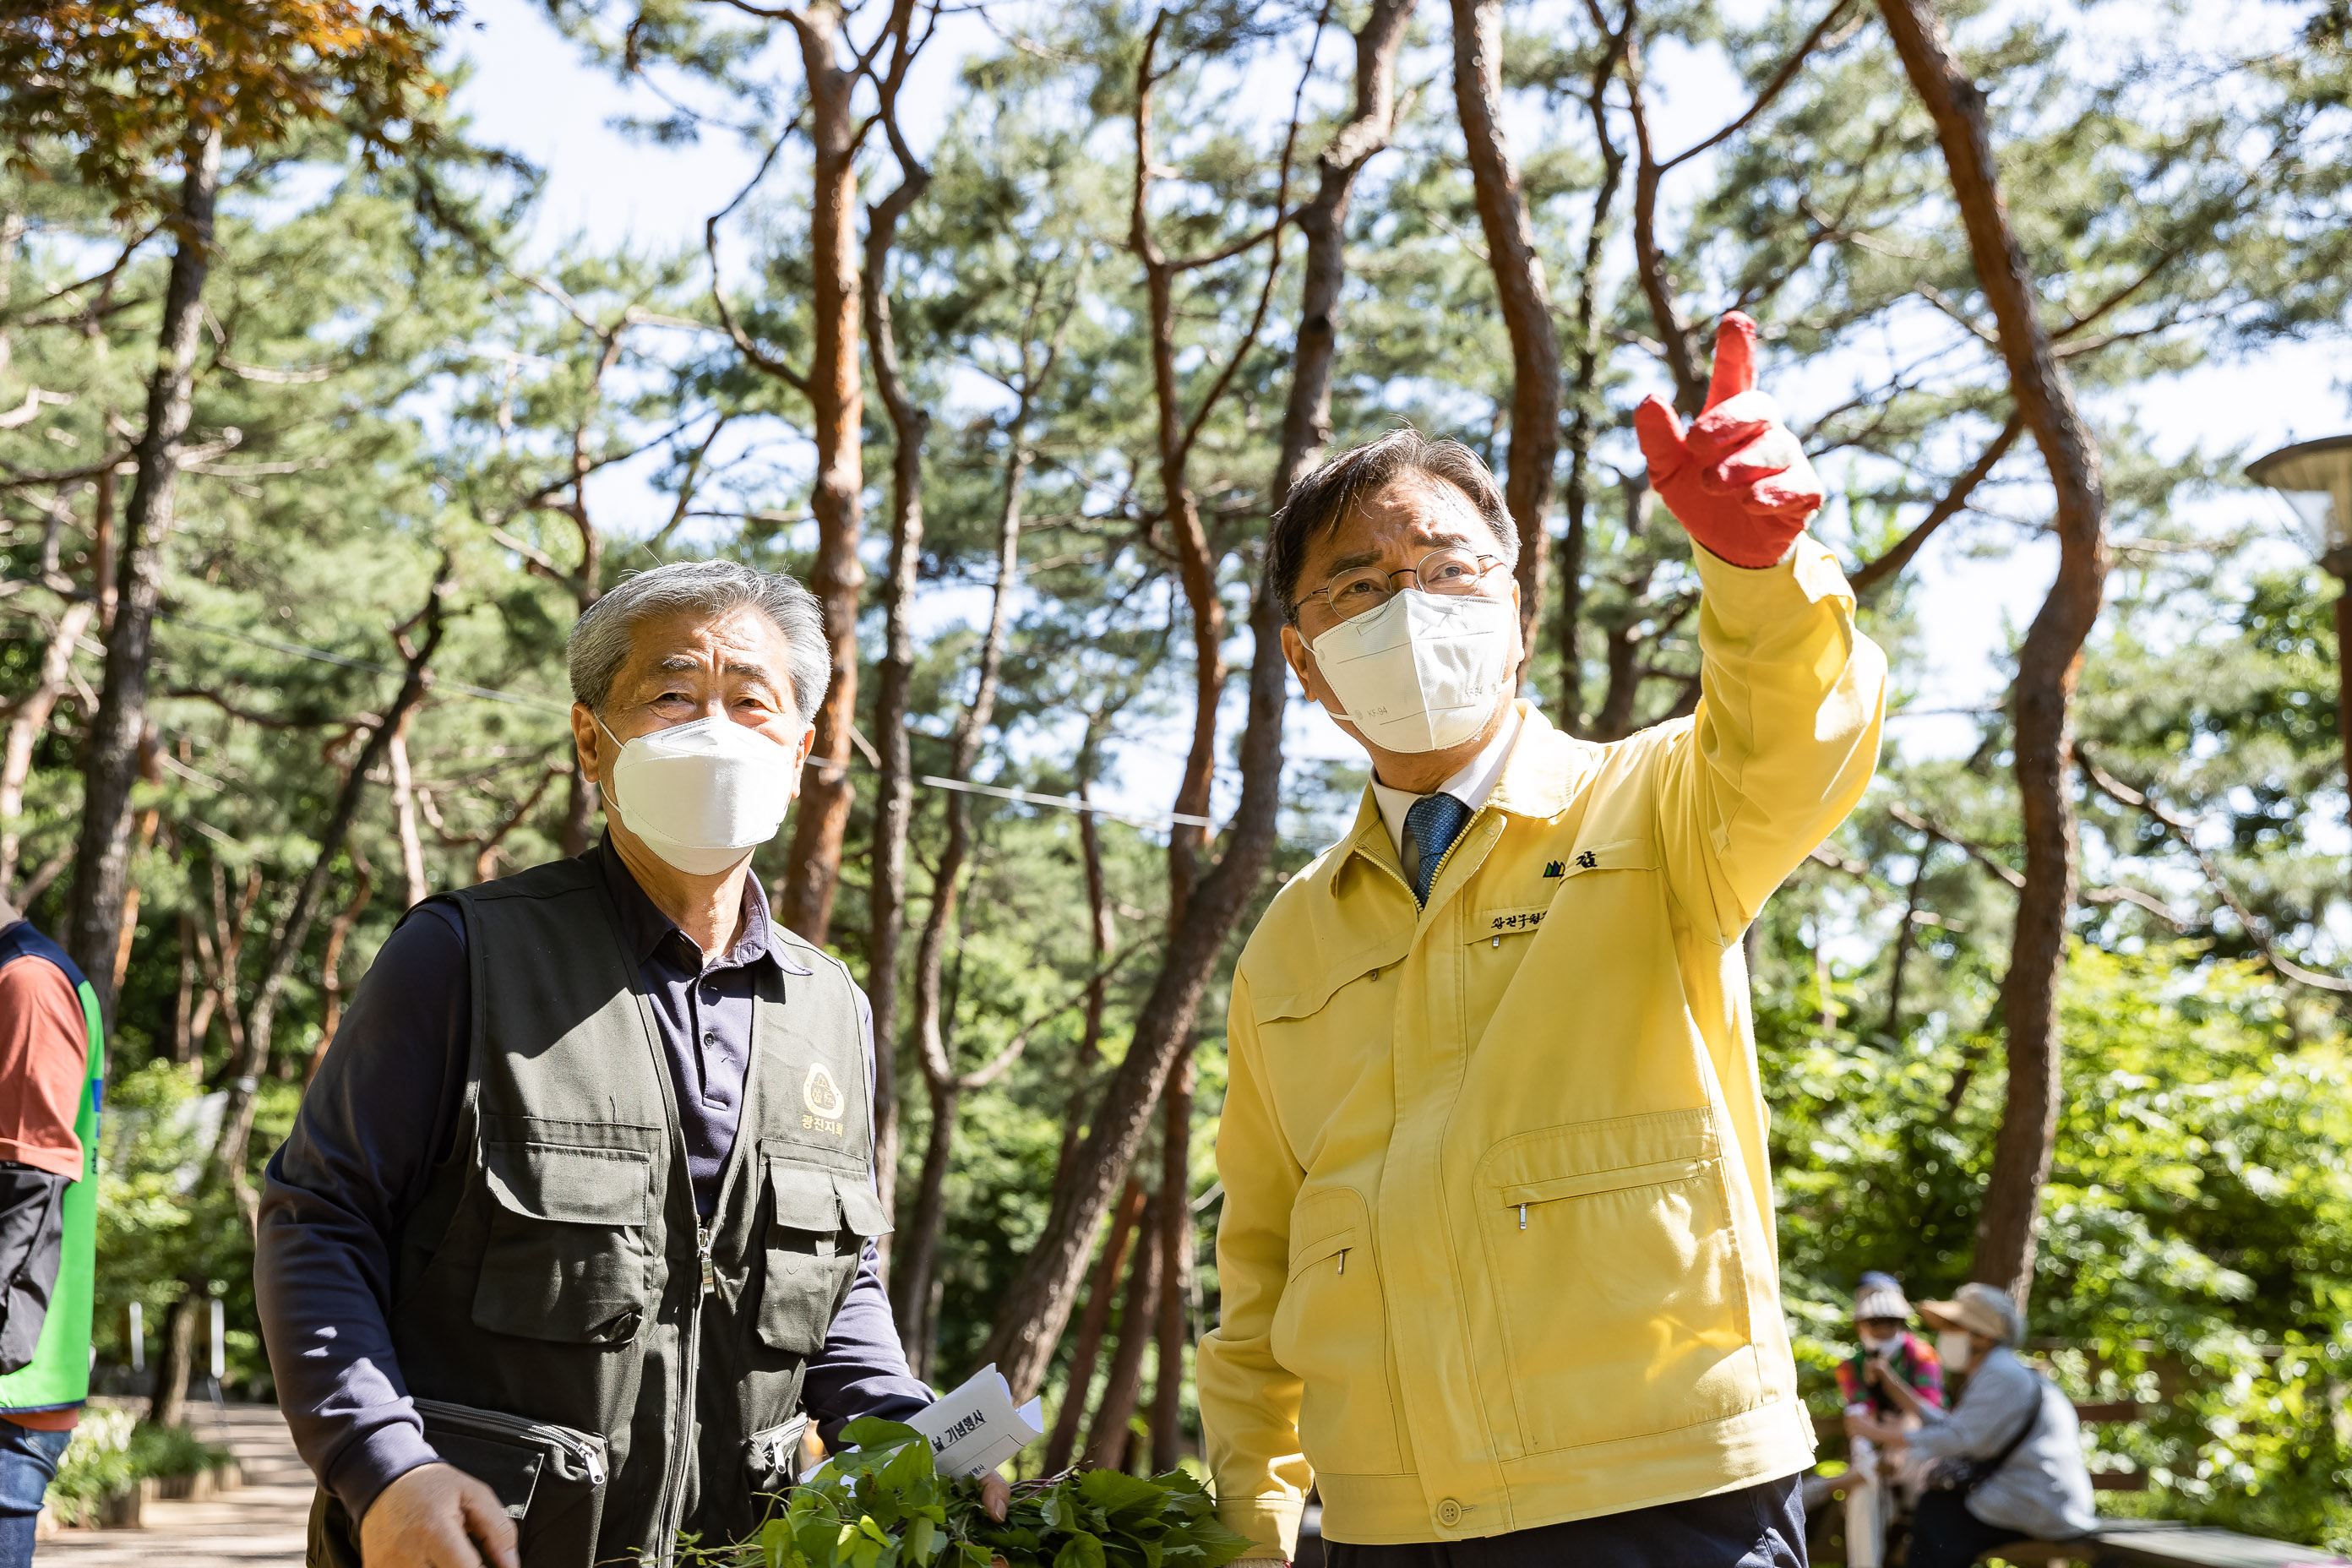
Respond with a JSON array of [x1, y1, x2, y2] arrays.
[[1403, 792, 1473, 906]]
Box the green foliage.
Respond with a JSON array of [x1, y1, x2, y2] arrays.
[[47, 1407, 139, 1524], [128, 1416, 231, 1479], [1764, 943, 2352, 1549], [720, 1424, 1250, 1568], [46, 1409, 230, 1523]]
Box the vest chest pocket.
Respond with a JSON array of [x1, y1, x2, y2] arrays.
[[759, 1157, 888, 1356], [472, 1142, 654, 1345]]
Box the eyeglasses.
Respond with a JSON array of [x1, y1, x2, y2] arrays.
[[1288, 545, 1508, 625]]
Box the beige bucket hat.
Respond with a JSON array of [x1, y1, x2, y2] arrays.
[[1919, 1281, 2023, 1346]]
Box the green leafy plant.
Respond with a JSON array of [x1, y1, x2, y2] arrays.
[[128, 1418, 230, 1480], [731, 1420, 1254, 1568], [46, 1407, 139, 1525]]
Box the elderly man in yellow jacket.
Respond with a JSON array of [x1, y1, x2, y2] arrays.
[[1198, 313, 1886, 1565]]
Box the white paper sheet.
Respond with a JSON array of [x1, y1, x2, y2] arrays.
[[904, 1363, 1047, 1478]]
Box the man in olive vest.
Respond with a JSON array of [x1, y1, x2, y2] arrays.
[[258, 561, 1001, 1568], [0, 893, 105, 1568]]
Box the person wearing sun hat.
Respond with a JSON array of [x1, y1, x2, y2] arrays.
[[1848, 1282, 2095, 1568], [1834, 1272, 1942, 1568]]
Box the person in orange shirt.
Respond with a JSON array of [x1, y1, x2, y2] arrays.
[[0, 893, 104, 1567]]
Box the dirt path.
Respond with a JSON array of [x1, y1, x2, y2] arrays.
[[42, 1405, 313, 1568]]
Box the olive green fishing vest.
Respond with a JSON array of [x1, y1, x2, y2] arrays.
[[308, 853, 885, 1568]]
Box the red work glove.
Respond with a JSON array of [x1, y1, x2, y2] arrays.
[[1633, 312, 1825, 569]]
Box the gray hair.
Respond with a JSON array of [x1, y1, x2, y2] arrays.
[[567, 560, 830, 721]]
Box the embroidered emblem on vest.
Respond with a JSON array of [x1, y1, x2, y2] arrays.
[[803, 1063, 847, 1136], [1576, 849, 1598, 870], [1542, 861, 1565, 878]]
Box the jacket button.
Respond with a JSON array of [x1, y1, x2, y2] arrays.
[[1435, 1498, 1464, 1528]]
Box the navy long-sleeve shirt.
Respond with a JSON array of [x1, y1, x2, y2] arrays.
[[255, 841, 931, 1521]]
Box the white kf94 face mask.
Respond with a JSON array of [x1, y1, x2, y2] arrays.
[[598, 716, 800, 875], [1307, 587, 1516, 754]]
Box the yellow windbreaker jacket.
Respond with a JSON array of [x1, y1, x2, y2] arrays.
[[1198, 537, 1886, 1553]]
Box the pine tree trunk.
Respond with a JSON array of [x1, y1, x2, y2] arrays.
[[1451, 0, 1561, 674], [63, 128, 220, 1024], [1148, 1054, 1195, 1469], [1082, 1195, 1163, 1473], [389, 712, 427, 907], [1559, 15, 1634, 729], [1043, 1177, 1145, 1473], [1879, 0, 2109, 1310], [559, 760, 596, 858], [890, 412, 1030, 1343], [1048, 725, 1117, 1195], [775, 0, 865, 946], [148, 1280, 202, 1427], [896, 1076, 956, 1380], [0, 600, 96, 896], [861, 102, 931, 1284]]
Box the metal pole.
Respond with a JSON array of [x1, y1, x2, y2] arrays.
[[2315, 542, 2352, 972], [208, 1294, 227, 1417], [2326, 550, 2352, 838], [128, 1302, 144, 1375]]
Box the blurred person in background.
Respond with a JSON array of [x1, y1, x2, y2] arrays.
[[1848, 1282, 2095, 1568], [0, 894, 104, 1568], [1835, 1271, 1943, 1568]]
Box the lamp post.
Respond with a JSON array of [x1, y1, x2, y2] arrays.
[[2248, 434, 2352, 807]]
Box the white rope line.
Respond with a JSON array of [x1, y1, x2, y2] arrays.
[[918, 774, 1213, 829]]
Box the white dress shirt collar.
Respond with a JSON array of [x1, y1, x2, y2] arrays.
[[1367, 702, 1524, 863]]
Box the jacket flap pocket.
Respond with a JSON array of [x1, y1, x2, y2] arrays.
[[1286, 1187, 1369, 1274], [1478, 1108, 1719, 1201], [768, 1158, 844, 1233], [1560, 836, 1657, 874], [1250, 940, 1410, 1024], [832, 1172, 891, 1239], [482, 1143, 652, 1226]]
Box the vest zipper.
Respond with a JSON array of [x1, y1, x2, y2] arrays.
[[656, 1231, 709, 1565]]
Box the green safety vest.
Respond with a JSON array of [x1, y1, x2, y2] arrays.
[[0, 921, 105, 1413]]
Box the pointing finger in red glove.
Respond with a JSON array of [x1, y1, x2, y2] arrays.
[[1634, 312, 1825, 569]]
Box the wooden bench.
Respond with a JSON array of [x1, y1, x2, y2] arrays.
[[1805, 1402, 2352, 1565], [1995, 1520, 2352, 1566]]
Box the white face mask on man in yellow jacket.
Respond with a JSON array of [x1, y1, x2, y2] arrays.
[[1200, 317, 1886, 1560]]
